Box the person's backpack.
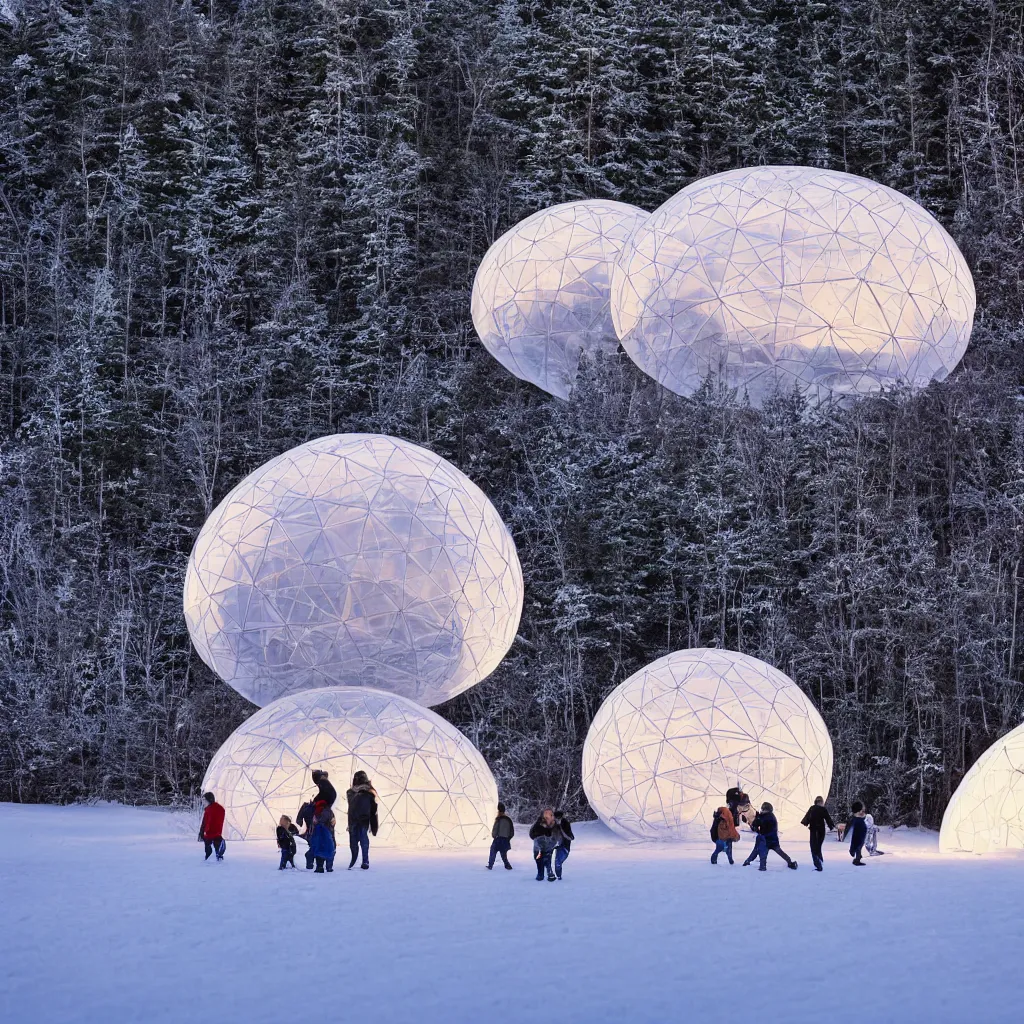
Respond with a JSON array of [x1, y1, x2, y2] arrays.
[[710, 811, 720, 842]]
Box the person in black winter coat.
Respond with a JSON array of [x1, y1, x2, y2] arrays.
[[488, 802, 515, 870], [848, 801, 868, 865], [276, 815, 299, 869], [742, 802, 798, 871], [529, 809, 559, 881], [346, 770, 379, 870], [801, 796, 836, 871], [553, 810, 575, 880], [311, 769, 337, 809], [296, 798, 318, 869]]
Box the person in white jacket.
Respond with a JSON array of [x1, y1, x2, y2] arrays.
[[864, 812, 885, 856]]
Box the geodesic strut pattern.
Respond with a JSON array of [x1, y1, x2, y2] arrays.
[[940, 722, 1024, 854], [184, 434, 523, 708], [472, 199, 649, 399], [611, 166, 975, 406], [203, 688, 499, 848], [582, 648, 833, 840]]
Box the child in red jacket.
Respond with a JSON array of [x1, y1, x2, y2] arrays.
[[198, 792, 226, 861]]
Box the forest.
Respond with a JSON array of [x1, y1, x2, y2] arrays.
[[1, 0, 1023, 826]]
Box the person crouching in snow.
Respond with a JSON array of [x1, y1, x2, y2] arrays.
[[743, 802, 797, 871], [488, 802, 515, 870], [277, 815, 299, 869], [711, 802, 740, 864], [848, 802, 868, 866], [529, 808, 559, 881], [198, 791, 226, 861], [309, 800, 336, 873]]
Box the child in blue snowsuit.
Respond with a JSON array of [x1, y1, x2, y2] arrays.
[[848, 802, 868, 866], [743, 802, 798, 871]]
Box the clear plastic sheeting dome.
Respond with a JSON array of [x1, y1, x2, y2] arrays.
[[611, 166, 975, 406], [203, 687, 499, 848], [184, 434, 523, 708], [582, 648, 833, 841], [472, 200, 649, 399], [939, 722, 1024, 854]]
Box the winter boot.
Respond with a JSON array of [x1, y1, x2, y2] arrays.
[[361, 862, 369, 870], [758, 865, 767, 871], [788, 861, 798, 870]]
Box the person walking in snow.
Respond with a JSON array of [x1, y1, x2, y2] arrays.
[[864, 810, 885, 857], [553, 810, 575, 880], [801, 796, 836, 872], [309, 799, 336, 873], [529, 809, 559, 882], [296, 797, 318, 870], [198, 791, 226, 861], [277, 815, 299, 869], [848, 802, 868, 866], [743, 802, 798, 871], [710, 802, 740, 864], [346, 770, 378, 871], [487, 802, 515, 870]]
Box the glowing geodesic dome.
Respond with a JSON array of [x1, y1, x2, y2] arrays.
[[472, 199, 649, 399], [582, 648, 833, 841], [940, 722, 1024, 854], [203, 687, 498, 847], [611, 166, 975, 406], [184, 434, 523, 708]]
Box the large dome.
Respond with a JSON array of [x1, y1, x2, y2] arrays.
[[611, 166, 975, 405], [582, 648, 833, 841], [472, 199, 648, 399], [184, 434, 523, 708], [940, 722, 1024, 854], [202, 687, 498, 848]]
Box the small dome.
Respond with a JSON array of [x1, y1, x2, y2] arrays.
[[583, 648, 833, 840], [940, 722, 1024, 854]]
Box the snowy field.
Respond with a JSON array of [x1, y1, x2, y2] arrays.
[[2, 803, 1023, 1024]]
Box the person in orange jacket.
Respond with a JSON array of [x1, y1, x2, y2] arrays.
[[198, 792, 226, 861], [711, 802, 740, 864]]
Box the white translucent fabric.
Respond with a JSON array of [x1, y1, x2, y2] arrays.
[[472, 200, 649, 399], [582, 648, 833, 841], [184, 434, 523, 708], [203, 688, 498, 847], [612, 166, 975, 406], [940, 722, 1024, 854]]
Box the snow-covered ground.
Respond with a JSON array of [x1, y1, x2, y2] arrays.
[[2, 803, 1022, 1024]]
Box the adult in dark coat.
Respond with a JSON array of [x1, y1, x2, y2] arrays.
[[198, 792, 226, 861], [346, 770, 379, 870], [311, 769, 337, 809], [488, 802, 515, 870], [848, 801, 868, 865], [742, 802, 798, 871], [529, 809, 559, 881], [296, 798, 318, 869], [553, 810, 575, 880], [801, 796, 836, 871]]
